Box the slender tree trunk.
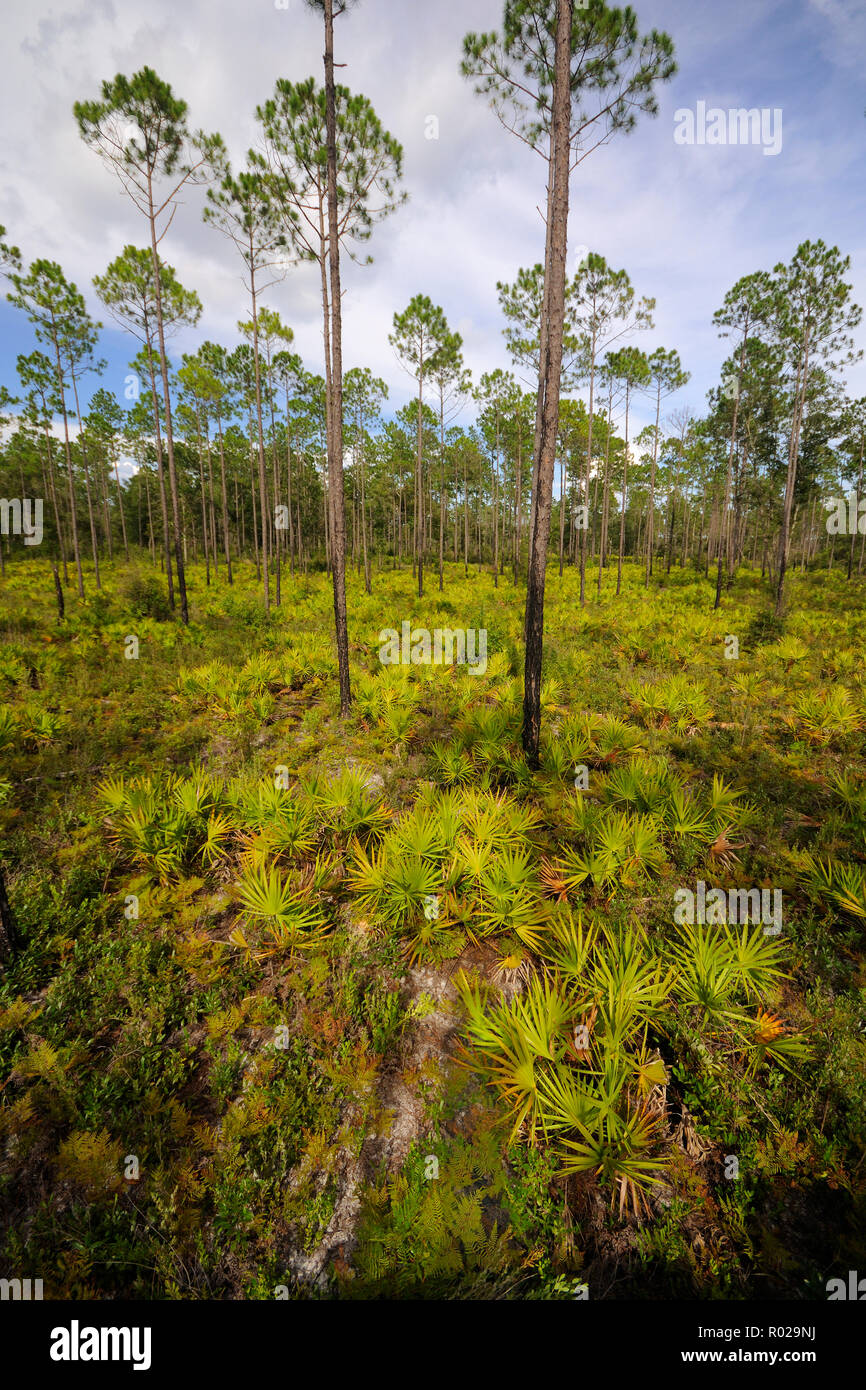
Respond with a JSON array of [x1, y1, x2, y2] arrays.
[[715, 324, 749, 609], [145, 351, 175, 607], [70, 370, 101, 589], [617, 382, 631, 597], [580, 331, 597, 604], [147, 186, 188, 623], [775, 339, 809, 617], [522, 0, 572, 765], [322, 0, 352, 713], [49, 324, 84, 597], [848, 436, 863, 580], [0, 863, 19, 963]]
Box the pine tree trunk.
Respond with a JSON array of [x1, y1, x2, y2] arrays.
[[323, 0, 351, 713], [522, 0, 572, 765]]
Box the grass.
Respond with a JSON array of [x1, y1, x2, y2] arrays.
[[1, 553, 865, 1299]]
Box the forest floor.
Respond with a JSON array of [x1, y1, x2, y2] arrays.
[[0, 555, 864, 1299]]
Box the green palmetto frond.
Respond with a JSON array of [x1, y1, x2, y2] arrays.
[[536, 1061, 601, 1137], [346, 836, 389, 901], [24, 708, 66, 743], [589, 925, 674, 1052], [539, 910, 598, 983], [347, 839, 439, 926], [96, 773, 132, 815], [236, 862, 327, 952], [294, 853, 341, 896], [630, 1037, 668, 1099], [0, 705, 18, 752], [588, 811, 633, 886], [625, 814, 667, 881], [250, 692, 276, 722], [601, 757, 669, 814], [379, 702, 415, 742], [453, 973, 544, 1144], [267, 802, 318, 859], [454, 832, 495, 883], [707, 772, 746, 832], [724, 922, 788, 999], [743, 1027, 811, 1077], [671, 926, 739, 1025], [200, 811, 234, 866], [428, 741, 475, 786], [400, 915, 464, 968], [173, 775, 217, 820], [788, 687, 861, 744], [555, 1104, 667, 1218], [591, 716, 645, 764], [829, 770, 866, 821], [664, 786, 713, 842], [314, 770, 392, 843], [800, 855, 866, 920], [560, 715, 591, 766], [509, 974, 573, 1061], [540, 735, 572, 781], [390, 809, 448, 864], [236, 652, 281, 694]]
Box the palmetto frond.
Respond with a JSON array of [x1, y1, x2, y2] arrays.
[[200, 811, 234, 866], [236, 862, 327, 952]]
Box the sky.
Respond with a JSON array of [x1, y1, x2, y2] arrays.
[[1, 0, 865, 451]]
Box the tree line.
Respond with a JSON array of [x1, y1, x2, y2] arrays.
[[1, 0, 864, 760]]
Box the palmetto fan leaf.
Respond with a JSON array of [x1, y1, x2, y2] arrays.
[[536, 1061, 601, 1137], [173, 775, 218, 820], [554, 1104, 666, 1218], [390, 809, 448, 863], [96, 773, 132, 815], [671, 926, 739, 1024], [665, 786, 713, 841], [707, 773, 746, 831], [268, 802, 318, 859], [347, 839, 439, 926], [316, 770, 392, 843], [508, 974, 573, 1061], [724, 923, 787, 999], [589, 925, 674, 1050], [453, 973, 543, 1143], [200, 811, 234, 866], [539, 910, 598, 984], [236, 862, 327, 951], [799, 855, 866, 920]]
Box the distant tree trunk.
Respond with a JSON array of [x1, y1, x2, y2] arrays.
[[616, 382, 632, 597], [514, 415, 523, 586], [848, 437, 863, 580], [775, 338, 809, 617], [0, 863, 19, 963], [41, 423, 69, 583], [114, 454, 130, 562], [70, 371, 101, 589], [51, 560, 65, 621], [144, 354, 175, 605]]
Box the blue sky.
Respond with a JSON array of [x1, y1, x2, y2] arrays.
[[1, 0, 865, 446]]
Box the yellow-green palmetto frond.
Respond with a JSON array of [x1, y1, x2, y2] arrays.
[[236, 862, 327, 952]]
